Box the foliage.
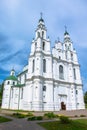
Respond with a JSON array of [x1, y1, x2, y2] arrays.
[[27, 112, 34, 117], [39, 119, 87, 130], [80, 115, 86, 117], [28, 116, 43, 121], [36, 116, 43, 120], [84, 91, 87, 104], [0, 83, 4, 106], [28, 116, 36, 121], [44, 112, 58, 119], [13, 113, 26, 118], [59, 116, 71, 124], [0, 116, 12, 123]]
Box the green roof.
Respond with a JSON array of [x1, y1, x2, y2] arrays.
[[5, 75, 18, 81], [14, 84, 25, 87]]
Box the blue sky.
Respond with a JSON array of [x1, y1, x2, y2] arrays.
[[0, 0, 87, 92]]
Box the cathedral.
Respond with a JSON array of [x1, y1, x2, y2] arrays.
[[1, 16, 85, 111]]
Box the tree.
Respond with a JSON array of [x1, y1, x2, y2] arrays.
[[84, 91, 87, 104]]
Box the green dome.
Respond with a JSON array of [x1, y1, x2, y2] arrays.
[[5, 75, 18, 81]]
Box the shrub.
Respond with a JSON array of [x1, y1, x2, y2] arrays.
[[36, 116, 43, 120], [80, 114, 86, 117], [27, 112, 33, 117], [28, 116, 43, 121], [28, 116, 36, 121], [74, 115, 78, 117], [59, 116, 71, 124], [44, 112, 57, 119], [13, 113, 25, 118]]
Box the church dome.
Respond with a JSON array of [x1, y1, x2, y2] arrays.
[[5, 75, 18, 81]]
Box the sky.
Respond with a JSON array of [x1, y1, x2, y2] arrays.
[[0, 0, 87, 92]]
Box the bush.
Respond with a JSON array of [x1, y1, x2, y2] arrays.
[[59, 116, 71, 124], [27, 112, 33, 117], [28, 116, 36, 121], [74, 115, 78, 117], [28, 116, 43, 121], [36, 116, 43, 120], [13, 113, 25, 118], [44, 112, 57, 119], [80, 115, 86, 117]]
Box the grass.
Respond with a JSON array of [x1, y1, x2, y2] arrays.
[[0, 116, 12, 123], [39, 119, 87, 130]]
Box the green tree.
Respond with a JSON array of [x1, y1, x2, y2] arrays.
[[84, 91, 87, 104], [0, 83, 4, 106]]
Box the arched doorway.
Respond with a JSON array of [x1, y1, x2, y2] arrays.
[[61, 102, 66, 110]]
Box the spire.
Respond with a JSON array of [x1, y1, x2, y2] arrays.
[[64, 26, 69, 35], [39, 12, 44, 22]]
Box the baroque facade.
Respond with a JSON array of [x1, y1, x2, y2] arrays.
[[1, 16, 85, 111]]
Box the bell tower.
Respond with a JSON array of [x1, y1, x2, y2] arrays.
[[30, 14, 51, 55]]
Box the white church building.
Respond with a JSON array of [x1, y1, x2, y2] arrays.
[[1, 16, 85, 111]]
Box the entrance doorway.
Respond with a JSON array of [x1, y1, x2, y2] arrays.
[[61, 102, 66, 110]]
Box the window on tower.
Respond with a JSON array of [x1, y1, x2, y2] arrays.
[[32, 59, 35, 73], [71, 53, 73, 60], [43, 86, 46, 91], [43, 59, 46, 73], [73, 68, 76, 80], [42, 31, 44, 38], [38, 32, 40, 37], [43, 42, 45, 50], [59, 65, 64, 79]]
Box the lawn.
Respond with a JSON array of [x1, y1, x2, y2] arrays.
[[39, 119, 87, 130], [0, 116, 12, 123]]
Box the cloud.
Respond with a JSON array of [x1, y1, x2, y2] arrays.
[[0, 0, 87, 92]]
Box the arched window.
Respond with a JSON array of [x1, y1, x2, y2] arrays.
[[43, 42, 45, 50], [59, 65, 64, 79], [38, 32, 40, 37], [71, 53, 73, 60], [32, 59, 35, 73], [43, 86, 46, 91], [76, 90, 78, 94], [13, 82, 15, 85], [42, 31, 44, 38], [7, 81, 10, 85], [73, 68, 76, 80], [43, 59, 46, 73]]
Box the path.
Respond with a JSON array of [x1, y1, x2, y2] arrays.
[[0, 115, 45, 130]]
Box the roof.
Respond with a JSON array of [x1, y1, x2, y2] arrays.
[[39, 18, 44, 22], [17, 69, 28, 77], [14, 84, 25, 87], [5, 75, 18, 81], [64, 31, 69, 35]]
